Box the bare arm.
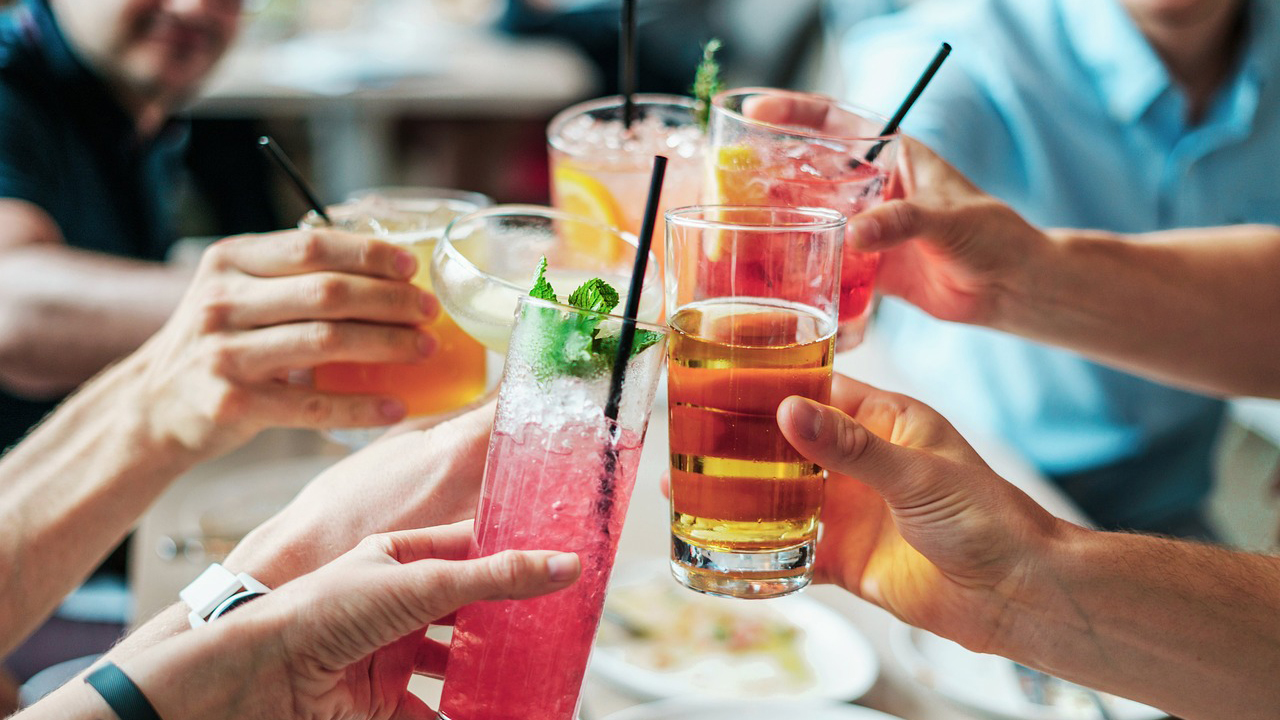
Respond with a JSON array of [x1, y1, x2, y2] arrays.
[[852, 138, 1280, 398], [776, 376, 1280, 720], [0, 229, 433, 656], [0, 199, 190, 398]]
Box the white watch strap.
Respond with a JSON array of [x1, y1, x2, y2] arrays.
[[181, 563, 269, 628]]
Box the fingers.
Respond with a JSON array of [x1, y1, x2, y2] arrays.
[[204, 229, 416, 280], [416, 549, 582, 611], [369, 522, 477, 564], [211, 273, 437, 330], [741, 93, 831, 129], [389, 694, 439, 720], [227, 384, 408, 428], [847, 199, 939, 252], [218, 321, 433, 379]]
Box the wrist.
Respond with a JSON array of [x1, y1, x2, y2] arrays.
[[988, 519, 1095, 667], [118, 609, 285, 720]]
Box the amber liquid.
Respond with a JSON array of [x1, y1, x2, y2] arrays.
[[314, 240, 487, 417], [668, 299, 834, 558]]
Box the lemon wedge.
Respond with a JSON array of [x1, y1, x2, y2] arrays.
[[704, 144, 771, 261], [552, 164, 626, 264]]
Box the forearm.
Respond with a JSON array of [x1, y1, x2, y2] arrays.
[[0, 244, 189, 398], [997, 224, 1280, 398], [1002, 526, 1280, 719], [0, 354, 201, 656]]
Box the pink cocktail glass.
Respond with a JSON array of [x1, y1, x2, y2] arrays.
[[438, 295, 667, 720]]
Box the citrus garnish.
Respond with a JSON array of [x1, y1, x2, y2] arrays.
[[552, 164, 626, 263], [704, 144, 771, 261]]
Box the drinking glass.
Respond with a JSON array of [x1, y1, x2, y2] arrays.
[[299, 189, 492, 446], [548, 93, 705, 283], [437, 295, 668, 720], [665, 205, 845, 599], [708, 88, 898, 350], [431, 205, 661, 353]]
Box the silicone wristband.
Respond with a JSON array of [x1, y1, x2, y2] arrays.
[[85, 662, 163, 720]]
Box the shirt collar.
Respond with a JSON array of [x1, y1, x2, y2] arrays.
[[1059, 0, 1276, 128], [1058, 0, 1170, 125]]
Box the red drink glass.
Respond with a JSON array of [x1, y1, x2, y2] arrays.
[[707, 88, 898, 350], [438, 295, 668, 720]]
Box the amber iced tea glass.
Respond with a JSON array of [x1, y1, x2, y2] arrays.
[[665, 205, 844, 599]]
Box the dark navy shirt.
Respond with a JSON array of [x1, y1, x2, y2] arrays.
[[0, 0, 185, 452]]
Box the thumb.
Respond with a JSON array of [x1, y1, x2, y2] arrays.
[[778, 396, 936, 506], [847, 199, 944, 253]]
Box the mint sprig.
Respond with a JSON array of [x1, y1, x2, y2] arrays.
[[692, 38, 724, 131], [525, 258, 662, 379]]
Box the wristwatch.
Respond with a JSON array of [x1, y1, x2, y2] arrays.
[[180, 563, 270, 628]]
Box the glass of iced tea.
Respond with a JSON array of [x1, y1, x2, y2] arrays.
[[665, 205, 845, 599]]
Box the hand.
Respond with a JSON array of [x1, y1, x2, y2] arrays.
[[130, 228, 438, 458], [223, 401, 494, 587], [123, 523, 581, 720], [776, 374, 1069, 654], [848, 137, 1050, 326]]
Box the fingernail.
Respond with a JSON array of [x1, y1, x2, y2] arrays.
[[418, 332, 437, 357], [547, 553, 579, 582], [380, 399, 406, 421], [850, 216, 880, 247], [420, 291, 439, 319], [394, 250, 416, 278], [790, 398, 825, 442]]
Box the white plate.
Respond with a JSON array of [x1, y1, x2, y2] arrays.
[[589, 565, 878, 702], [889, 622, 1167, 720], [603, 698, 903, 720]]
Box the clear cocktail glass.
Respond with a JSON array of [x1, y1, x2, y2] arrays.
[[547, 94, 705, 286], [708, 88, 898, 350], [299, 189, 493, 445], [431, 205, 662, 353], [665, 205, 845, 599], [437, 294, 668, 720]]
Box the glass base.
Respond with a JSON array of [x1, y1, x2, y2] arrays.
[[670, 535, 813, 599]]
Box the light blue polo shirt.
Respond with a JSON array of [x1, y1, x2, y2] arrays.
[[840, 0, 1280, 532]]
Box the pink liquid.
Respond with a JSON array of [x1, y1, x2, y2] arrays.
[[438, 422, 643, 720]]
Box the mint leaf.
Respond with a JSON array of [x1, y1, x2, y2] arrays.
[[692, 38, 724, 131], [567, 277, 620, 315], [529, 256, 557, 301], [525, 263, 660, 380]]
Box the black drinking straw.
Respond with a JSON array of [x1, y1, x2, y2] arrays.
[[863, 42, 951, 163], [620, 0, 638, 129], [597, 154, 667, 528], [257, 135, 332, 226]]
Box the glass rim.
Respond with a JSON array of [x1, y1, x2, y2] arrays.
[[516, 293, 668, 336], [711, 87, 898, 143], [343, 186, 495, 208], [547, 92, 699, 152], [439, 203, 649, 297], [665, 204, 848, 232]]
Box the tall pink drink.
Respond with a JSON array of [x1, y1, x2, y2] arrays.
[[708, 88, 899, 350], [438, 295, 667, 720]]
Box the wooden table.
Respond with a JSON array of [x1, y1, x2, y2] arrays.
[[133, 330, 1086, 719]]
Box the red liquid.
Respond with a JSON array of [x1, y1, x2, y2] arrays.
[[439, 423, 643, 720], [712, 147, 890, 345]]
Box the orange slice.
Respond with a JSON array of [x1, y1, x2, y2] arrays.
[[553, 164, 626, 264], [704, 144, 772, 261]]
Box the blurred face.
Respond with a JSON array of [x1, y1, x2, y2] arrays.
[[1119, 0, 1245, 29], [51, 0, 242, 109]]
